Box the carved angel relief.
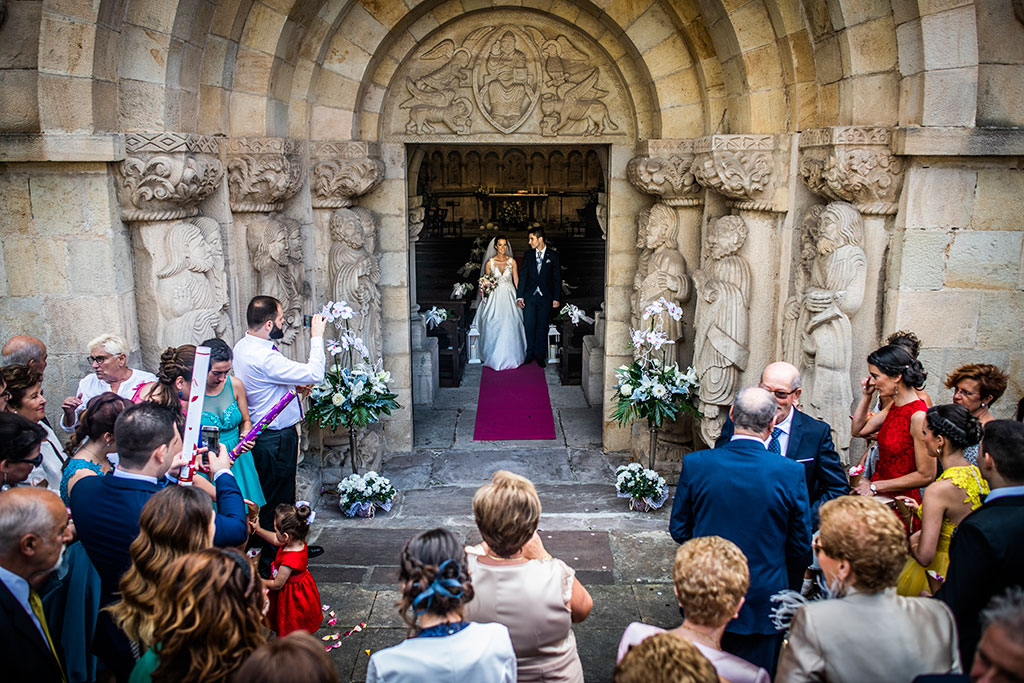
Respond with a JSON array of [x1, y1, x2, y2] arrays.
[[401, 24, 619, 136]]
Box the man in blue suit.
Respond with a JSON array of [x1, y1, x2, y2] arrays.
[[717, 361, 848, 527], [70, 402, 248, 681], [671, 386, 812, 675]]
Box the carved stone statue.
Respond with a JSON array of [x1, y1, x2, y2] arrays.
[[782, 205, 824, 368], [638, 203, 690, 345], [155, 216, 229, 349], [478, 30, 535, 131], [693, 216, 751, 446], [631, 209, 652, 330], [329, 207, 383, 362], [801, 202, 867, 454], [247, 214, 304, 346]]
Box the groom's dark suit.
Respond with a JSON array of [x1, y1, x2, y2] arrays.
[[516, 245, 561, 365]]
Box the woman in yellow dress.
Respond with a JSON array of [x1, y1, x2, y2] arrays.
[[896, 403, 988, 596]]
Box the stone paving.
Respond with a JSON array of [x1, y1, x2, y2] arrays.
[[307, 365, 681, 682]]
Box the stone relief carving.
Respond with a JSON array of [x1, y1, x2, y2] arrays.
[[799, 128, 903, 215], [116, 133, 223, 221], [693, 215, 751, 446], [638, 203, 690, 346], [691, 135, 777, 211], [322, 423, 385, 471], [226, 138, 304, 212], [408, 195, 425, 242], [400, 23, 619, 137], [783, 205, 824, 369], [155, 216, 230, 349], [627, 153, 700, 204], [247, 214, 305, 346], [632, 209, 653, 331], [329, 207, 383, 363], [310, 142, 385, 209], [800, 202, 867, 455]]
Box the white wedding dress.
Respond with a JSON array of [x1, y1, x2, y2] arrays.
[[477, 258, 527, 371]]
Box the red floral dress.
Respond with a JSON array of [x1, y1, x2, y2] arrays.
[[873, 398, 927, 507], [268, 545, 323, 636]]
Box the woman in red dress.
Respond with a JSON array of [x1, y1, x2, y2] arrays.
[[253, 502, 324, 636], [851, 344, 935, 506]]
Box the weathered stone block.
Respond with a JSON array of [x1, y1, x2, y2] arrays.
[[920, 5, 978, 71], [944, 230, 1023, 289], [972, 169, 1024, 232], [228, 91, 268, 136], [119, 79, 168, 131], [29, 171, 113, 238], [626, 5, 675, 55], [896, 19, 924, 76], [0, 1, 41, 69], [845, 16, 898, 75], [899, 230, 950, 290], [644, 36, 691, 80], [977, 291, 1024, 349], [0, 175, 34, 235], [977, 65, 1024, 128], [894, 290, 981, 347], [378, 252, 408, 287], [2, 236, 37, 296], [0, 70, 41, 133], [36, 238, 69, 294], [903, 166, 976, 229], [118, 24, 171, 84], [241, 3, 287, 51], [67, 239, 119, 295], [42, 294, 124, 350], [921, 67, 978, 127]]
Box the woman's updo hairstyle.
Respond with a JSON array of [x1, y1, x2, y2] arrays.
[[202, 337, 233, 364], [925, 403, 983, 451], [885, 330, 922, 359], [69, 392, 133, 452], [157, 345, 196, 385], [867, 344, 927, 390], [397, 528, 474, 631]]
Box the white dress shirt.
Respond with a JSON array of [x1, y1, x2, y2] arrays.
[[232, 333, 325, 430], [60, 369, 158, 432], [0, 565, 46, 641], [28, 421, 65, 493], [731, 433, 769, 448]]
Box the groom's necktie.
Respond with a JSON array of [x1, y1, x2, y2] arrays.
[[536, 250, 543, 274]]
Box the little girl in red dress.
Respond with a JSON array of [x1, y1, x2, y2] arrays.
[[253, 502, 323, 636]]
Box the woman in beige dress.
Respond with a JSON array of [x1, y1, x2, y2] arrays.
[[464, 471, 593, 682]]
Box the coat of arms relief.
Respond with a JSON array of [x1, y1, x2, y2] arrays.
[[399, 24, 621, 137]]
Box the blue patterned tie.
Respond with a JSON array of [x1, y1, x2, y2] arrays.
[[536, 250, 543, 273], [767, 427, 783, 455]]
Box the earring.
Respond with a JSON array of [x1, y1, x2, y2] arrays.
[[981, 402, 987, 408]]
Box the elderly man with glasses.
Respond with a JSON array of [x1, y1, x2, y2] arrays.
[[716, 361, 848, 528]]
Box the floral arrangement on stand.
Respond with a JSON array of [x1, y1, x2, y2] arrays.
[[307, 300, 401, 475], [615, 463, 668, 512], [611, 296, 700, 472], [336, 470, 397, 518], [450, 282, 474, 300], [554, 303, 594, 326], [424, 306, 451, 330], [478, 273, 498, 300], [496, 201, 527, 230]]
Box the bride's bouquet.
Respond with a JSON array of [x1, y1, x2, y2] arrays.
[[478, 273, 498, 299]]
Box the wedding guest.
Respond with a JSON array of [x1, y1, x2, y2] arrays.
[[614, 633, 718, 683], [59, 392, 132, 505], [937, 420, 1024, 664], [617, 536, 770, 683], [0, 487, 73, 682], [0, 364, 65, 491], [1, 334, 48, 375], [250, 502, 322, 636], [885, 330, 933, 406], [60, 334, 156, 432], [367, 528, 517, 683], [465, 470, 592, 682], [236, 632, 340, 683], [109, 486, 215, 650], [775, 496, 961, 682], [896, 404, 987, 596], [233, 295, 327, 570], [0, 412, 48, 488], [851, 345, 933, 507], [130, 548, 266, 683], [132, 345, 195, 430], [944, 363, 1009, 465], [968, 588, 1024, 682], [199, 338, 263, 506]]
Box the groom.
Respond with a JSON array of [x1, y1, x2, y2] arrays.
[[516, 227, 561, 368]]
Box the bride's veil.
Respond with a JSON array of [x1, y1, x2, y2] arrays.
[[471, 236, 514, 330]]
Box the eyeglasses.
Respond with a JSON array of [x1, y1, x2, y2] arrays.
[[87, 355, 112, 365], [758, 383, 798, 400], [953, 386, 977, 398], [11, 452, 44, 467]]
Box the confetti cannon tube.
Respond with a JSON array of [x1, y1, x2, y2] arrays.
[[229, 391, 297, 461], [178, 346, 211, 486]]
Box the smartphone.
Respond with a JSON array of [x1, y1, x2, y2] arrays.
[[200, 425, 220, 467], [303, 314, 313, 327]]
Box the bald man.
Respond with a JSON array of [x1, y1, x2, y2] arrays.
[[1, 336, 48, 375], [716, 361, 848, 527], [0, 487, 72, 682]]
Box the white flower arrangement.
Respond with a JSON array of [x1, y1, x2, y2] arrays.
[[450, 282, 474, 300], [614, 463, 669, 512], [554, 303, 594, 326], [337, 471, 397, 518], [424, 306, 452, 330]]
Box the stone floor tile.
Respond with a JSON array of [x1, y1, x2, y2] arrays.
[[367, 589, 405, 627], [632, 583, 681, 627], [431, 448, 577, 484], [608, 530, 676, 583], [573, 627, 622, 683]]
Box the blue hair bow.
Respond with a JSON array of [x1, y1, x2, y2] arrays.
[[412, 559, 464, 615]]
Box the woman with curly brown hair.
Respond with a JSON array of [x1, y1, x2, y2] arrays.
[[132, 345, 196, 430], [944, 363, 1009, 465], [110, 486, 216, 651], [775, 496, 961, 682], [0, 363, 65, 490], [367, 528, 516, 682], [129, 547, 266, 683]]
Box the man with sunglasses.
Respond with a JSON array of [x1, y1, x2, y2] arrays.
[[716, 361, 848, 528]]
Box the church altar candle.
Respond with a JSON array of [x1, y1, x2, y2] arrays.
[[178, 345, 211, 486], [228, 391, 296, 462]]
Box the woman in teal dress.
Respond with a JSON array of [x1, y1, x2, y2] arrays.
[[200, 338, 265, 507]]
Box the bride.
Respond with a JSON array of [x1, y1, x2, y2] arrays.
[[475, 235, 527, 370]]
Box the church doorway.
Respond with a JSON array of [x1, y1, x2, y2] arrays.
[[408, 143, 607, 449]]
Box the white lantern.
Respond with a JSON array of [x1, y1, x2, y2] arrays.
[[547, 324, 560, 364], [468, 326, 481, 364]]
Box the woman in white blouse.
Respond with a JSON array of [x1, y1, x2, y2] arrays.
[[60, 333, 155, 432]]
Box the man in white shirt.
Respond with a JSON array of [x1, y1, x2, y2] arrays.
[[233, 296, 327, 567]]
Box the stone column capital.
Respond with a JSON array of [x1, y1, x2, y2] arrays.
[[225, 137, 305, 213], [115, 133, 224, 222], [309, 140, 385, 209], [691, 134, 782, 211], [627, 139, 702, 206], [798, 127, 904, 216]]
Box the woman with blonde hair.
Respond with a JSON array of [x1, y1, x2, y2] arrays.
[[617, 536, 769, 683], [614, 633, 718, 683], [60, 333, 156, 432], [129, 547, 266, 683], [776, 496, 960, 682], [464, 470, 593, 682], [111, 486, 216, 650]]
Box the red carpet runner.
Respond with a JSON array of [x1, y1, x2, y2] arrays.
[[473, 363, 556, 440]]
